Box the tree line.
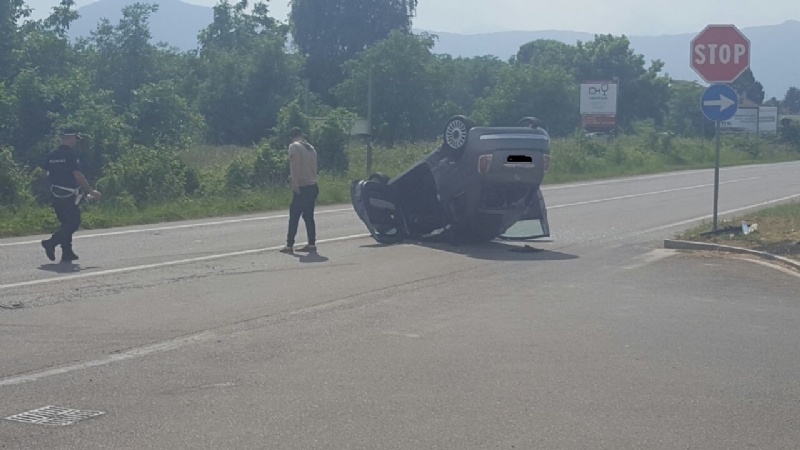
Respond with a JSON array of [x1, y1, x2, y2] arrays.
[[1, 0, 798, 210]]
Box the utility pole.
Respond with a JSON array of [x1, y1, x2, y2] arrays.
[[366, 68, 373, 176], [303, 79, 310, 114]]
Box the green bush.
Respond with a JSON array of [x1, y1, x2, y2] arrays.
[[269, 100, 311, 151], [312, 108, 354, 173], [780, 120, 800, 149], [225, 154, 256, 191], [252, 143, 288, 187], [0, 147, 33, 210], [97, 145, 188, 205]]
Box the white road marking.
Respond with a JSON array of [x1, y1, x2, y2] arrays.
[[0, 331, 217, 387], [622, 249, 678, 270], [0, 233, 370, 290], [0, 173, 767, 248], [0, 177, 780, 290], [0, 207, 354, 247], [738, 258, 800, 279], [541, 160, 799, 191], [4, 161, 796, 248], [548, 177, 761, 209], [635, 193, 800, 236]]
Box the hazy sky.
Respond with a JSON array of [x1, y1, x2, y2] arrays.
[[24, 0, 798, 35]]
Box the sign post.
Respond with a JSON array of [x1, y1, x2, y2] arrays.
[[691, 24, 751, 231], [366, 68, 374, 176], [700, 84, 739, 231]]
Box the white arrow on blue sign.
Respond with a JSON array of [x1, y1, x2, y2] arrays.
[[700, 84, 739, 122]]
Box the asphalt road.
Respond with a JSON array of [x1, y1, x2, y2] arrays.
[[1, 161, 800, 449]]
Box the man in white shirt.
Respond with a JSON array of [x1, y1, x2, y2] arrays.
[[281, 127, 319, 254]]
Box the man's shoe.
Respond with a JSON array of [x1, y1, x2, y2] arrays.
[[296, 245, 317, 253], [279, 246, 294, 254], [61, 248, 79, 262], [41, 240, 56, 261]]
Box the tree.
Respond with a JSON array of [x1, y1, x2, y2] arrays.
[[436, 55, 505, 116], [574, 34, 671, 129], [515, 39, 578, 74], [731, 68, 765, 105], [783, 87, 800, 114], [290, 0, 419, 103], [665, 80, 711, 138], [333, 31, 446, 145], [85, 3, 161, 108], [472, 65, 579, 137], [0, 0, 31, 81], [197, 0, 299, 145], [129, 80, 205, 149]]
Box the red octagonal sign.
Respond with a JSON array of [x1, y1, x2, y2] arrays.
[[691, 24, 751, 83]]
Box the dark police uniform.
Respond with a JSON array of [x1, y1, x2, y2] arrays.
[[40, 140, 84, 262]]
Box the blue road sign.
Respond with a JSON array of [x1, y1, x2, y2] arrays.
[[701, 84, 739, 122]]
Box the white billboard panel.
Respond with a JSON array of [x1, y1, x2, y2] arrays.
[[758, 107, 778, 133], [720, 107, 759, 134], [580, 81, 618, 116]]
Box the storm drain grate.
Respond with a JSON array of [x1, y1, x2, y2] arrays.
[[4, 405, 105, 426]]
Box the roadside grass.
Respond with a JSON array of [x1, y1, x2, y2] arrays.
[[674, 201, 800, 261], [1, 133, 798, 239]]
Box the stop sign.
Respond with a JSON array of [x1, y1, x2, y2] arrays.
[[690, 24, 751, 83]]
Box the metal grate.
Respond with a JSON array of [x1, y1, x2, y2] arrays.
[[4, 405, 105, 426]]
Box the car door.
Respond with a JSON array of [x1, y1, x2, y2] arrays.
[[350, 179, 407, 244], [498, 186, 551, 241]]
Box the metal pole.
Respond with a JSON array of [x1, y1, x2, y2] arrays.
[[303, 79, 310, 114], [366, 68, 373, 176], [713, 120, 721, 231]]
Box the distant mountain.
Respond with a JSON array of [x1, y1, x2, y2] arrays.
[[417, 21, 800, 99], [68, 0, 213, 51], [66, 0, 798, 98]]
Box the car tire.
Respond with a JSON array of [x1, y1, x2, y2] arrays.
[[518, 116, 543, 129], [368, 173, 390, 184], [443, 115, 475, 152]]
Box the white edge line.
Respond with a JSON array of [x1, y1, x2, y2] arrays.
[[3, 161, 796, 247], [636, 193, 800, 236], [0, 177, 773, 289], [0, 233, 371, 290], [0, 331, 217, 387], [548, 177, 760, 209], [738, 258, 800, 280], [0, 208, 354, 247], [541, 160, 799, 191]]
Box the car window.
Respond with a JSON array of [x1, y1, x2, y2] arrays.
[[502, 219, 546, 239]]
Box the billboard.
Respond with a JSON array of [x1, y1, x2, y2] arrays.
[[758, 107, 778, 134], [581, 115, 616, 128], [580, 81, 618, 115], [720, 107, 759, 134]]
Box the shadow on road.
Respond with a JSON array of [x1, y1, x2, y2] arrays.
[[359, 238, 578, 262], [294, 252, 330, 264], [413, 240, 579, 262], [37, 263, 98, 273]]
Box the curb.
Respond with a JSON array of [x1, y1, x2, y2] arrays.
[[664, 239, 800, 272]]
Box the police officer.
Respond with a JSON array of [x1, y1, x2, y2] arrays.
[[39, 128, 102, 262]]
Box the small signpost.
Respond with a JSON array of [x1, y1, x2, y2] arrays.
[[691, 24, 751, 231]]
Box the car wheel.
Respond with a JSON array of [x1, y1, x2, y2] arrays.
[[368, 173, 390, 184], [518, 116, 543, 129], [443, 115, 475, 152]]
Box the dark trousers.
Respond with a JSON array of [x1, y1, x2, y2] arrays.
[[49, 197, 81, 250], [287, 184, 319, 247]]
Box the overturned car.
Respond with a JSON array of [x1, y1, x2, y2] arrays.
[[350, 115, 552, 245]]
